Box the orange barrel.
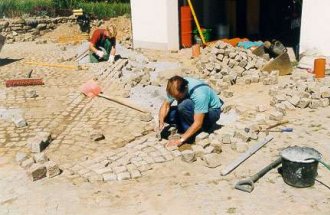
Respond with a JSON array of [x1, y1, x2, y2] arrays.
[[314, 58, 326, 79], [192, 44, 200, 57], [180, 6, 192, 48]]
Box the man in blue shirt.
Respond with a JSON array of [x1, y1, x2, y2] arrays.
[[158, 76, 223, 147]]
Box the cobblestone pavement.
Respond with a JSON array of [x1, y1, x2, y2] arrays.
[[1, 40, 330, 214], [0, 42, 153, 180]]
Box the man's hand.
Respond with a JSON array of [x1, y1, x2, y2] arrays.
[[95, 50, 104, 59], [166, 139, 182, 147], [107, 54, 115, 64]]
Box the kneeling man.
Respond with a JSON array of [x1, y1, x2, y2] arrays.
[[158, 76, 223, 147]]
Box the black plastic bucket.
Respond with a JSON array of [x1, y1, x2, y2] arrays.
[[280, 146, 322, 188]]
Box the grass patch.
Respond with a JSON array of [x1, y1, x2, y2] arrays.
[[0, 0, 53, 17], [77, 2, 131, 19], [0, 0, 130, 18]]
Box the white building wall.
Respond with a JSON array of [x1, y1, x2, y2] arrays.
[[300, 0, 330, 56], [130, 0, 179, 50]]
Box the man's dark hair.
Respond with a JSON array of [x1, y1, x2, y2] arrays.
[[166, 76, 188, 95]]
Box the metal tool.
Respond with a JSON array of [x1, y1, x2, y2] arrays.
[[235, 158, 282, 193], [268, 127, 293, 132], [253, 42, 292, 76], [221, 136, 274, 176]]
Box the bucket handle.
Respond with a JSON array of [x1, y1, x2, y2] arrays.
[[305, 158, 330, 171]]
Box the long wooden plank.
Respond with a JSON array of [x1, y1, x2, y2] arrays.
[[24, 62, 79, 70], [220, 136, 274, 176]]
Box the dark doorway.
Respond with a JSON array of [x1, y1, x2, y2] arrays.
[[180, 0, 303, 55]]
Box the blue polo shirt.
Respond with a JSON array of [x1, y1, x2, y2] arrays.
[[167, 77, 223, 113]]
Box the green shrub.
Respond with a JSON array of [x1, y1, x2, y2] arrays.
[[77, 2, 130, 19], [0, 0, 130, 18]]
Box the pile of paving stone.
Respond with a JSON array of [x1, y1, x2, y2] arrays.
[[15, 131, 60, 181], [0, 16, 76, 43], [193, 41, 280, 94], [269, 70, 330, 111]]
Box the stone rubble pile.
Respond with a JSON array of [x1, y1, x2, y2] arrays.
[[269, 70, 330, 111], [0, 16, 76, 43], [15, 131, 60, 181], [192, 41, 281, 94]]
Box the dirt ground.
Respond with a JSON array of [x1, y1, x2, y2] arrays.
[[42, 16, 132, 46], [0, 21, 330, 215]]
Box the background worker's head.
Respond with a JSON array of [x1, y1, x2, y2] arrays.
[[105, 24, 117, 39], [166, 76, 188, 101]]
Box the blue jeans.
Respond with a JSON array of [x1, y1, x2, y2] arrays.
[[165, 99, 221, 133]]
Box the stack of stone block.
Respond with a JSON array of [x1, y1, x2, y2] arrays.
[[269, 71, 330, 111], [16, 132, 60, 181], [194, 41, 271, 93]]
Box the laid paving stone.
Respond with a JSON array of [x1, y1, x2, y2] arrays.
[[149, 151, 161, 158], [88, 174, 104, 183], [129, 169, 142, 179], [103, 173, 118, 182], [172, 150, 182, 157], [117, 172, 131, 181], [28, 163, 47, 181], [181, 150, 196, 163], [163, 153, 174, 161], [202, 153, 222, 168], [165, 145, 178, 151], [113, 165, 127, 174], [94, 167, 113, 175], [137, 164, 152, 172], [141, 156, 154, 164], [45, 161, 61, 178], [78, 168, 91, 176], [154, 156, 166, 163]]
